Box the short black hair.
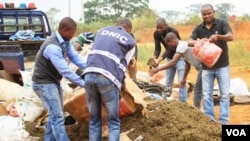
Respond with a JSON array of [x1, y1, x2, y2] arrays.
[[165, 32, 177, 42], [116, 18, 132, 30], [156, 17, 167, 25], [59, 17, 76, 30], [201, 4, 214, 11]]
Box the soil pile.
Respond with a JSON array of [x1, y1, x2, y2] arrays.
[[120, 100, 221, 141], [25, 99, 221, 141]]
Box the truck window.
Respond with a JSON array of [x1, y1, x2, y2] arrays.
[[3, 16, 44, 32], [18, 17, 28, 30], [32, 17, 42, 31], [3, 17, 16, 32], [3, 17, 28, 31]]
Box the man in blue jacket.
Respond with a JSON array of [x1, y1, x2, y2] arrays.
[[83, 18, 136, 141]]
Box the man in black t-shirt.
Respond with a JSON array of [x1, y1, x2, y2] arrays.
[[188, 4, 233, 125]]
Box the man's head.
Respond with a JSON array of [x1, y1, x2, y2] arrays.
[[58, 17, 77, 41], [116, 18, 132, 33], [201, 4, 215, 24], [156, 17, 168, 34], [165, 32, 178, 50]]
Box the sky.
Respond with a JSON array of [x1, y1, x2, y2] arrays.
[[1, 0, 250, 21]]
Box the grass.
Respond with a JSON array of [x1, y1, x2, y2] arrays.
[[228, 40, 250, 70], [136, 43, 154, 71]]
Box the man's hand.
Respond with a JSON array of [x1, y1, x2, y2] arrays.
[[149, 67, 159, 77], [209, 35, 218, 43], [147, 58, 159, 68], [154, 59, 160, 66], [129, 57, 136, 67]]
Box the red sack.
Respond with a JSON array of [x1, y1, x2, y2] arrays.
[[192, 39, 223, 68]]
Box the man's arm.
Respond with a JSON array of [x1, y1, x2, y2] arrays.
[[210, 19, 234, 42], [153, 32, 162, 59], [187, 39, 196, 47], [44, 44, 85, 87], [149, 53, 182, 76], [209, 32, 233, 43], [188, 25, 200, 47]]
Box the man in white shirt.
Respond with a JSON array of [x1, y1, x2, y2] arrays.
[[149, 32, 203, 109]]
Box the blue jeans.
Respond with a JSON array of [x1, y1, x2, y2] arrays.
[[202, 66, 230, 124], [84, 72, 120, 141], [193, 69, 203, 109], [165, 58, 187, 102], [32, 82, 69, 141]]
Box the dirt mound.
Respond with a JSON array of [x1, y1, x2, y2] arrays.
[[120, 100, 221, 141], [25, 100, 221, 141]]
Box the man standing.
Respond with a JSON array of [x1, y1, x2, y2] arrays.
[[189, 4, 233, 125], [150, 32, 203, 109], [83, 18, 136, 141], [32, 17, 86, 141], [152, 17, 187, 102]]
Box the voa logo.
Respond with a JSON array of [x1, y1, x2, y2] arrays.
[[100, 29, 128, 44], [226, 129, 246, 136]]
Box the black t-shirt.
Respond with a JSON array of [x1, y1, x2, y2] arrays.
[[190, 18, 233, 69], [153, 27, 181, 59]]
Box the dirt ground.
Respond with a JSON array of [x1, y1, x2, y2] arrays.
[[24, 68, 250, 141], [24, 22, 250, 140], [25, 99, 222, 141]]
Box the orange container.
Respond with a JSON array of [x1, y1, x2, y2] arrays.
[[64, 89, 107, 125], [119, 89, 138, 117], [64, 87, 138, 124]]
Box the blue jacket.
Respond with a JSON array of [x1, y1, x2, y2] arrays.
[[83, 26, 136, 90]]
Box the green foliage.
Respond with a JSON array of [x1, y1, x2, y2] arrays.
[[136, 43, 154, 70], [185, 4, 203, 14], [183, 15, 202, 25], [137, 43, 154, 62], [132, 8, 157, 30], [229, 41, 250, 69], [131, 8, 157, 41], [84, 0, 149, 24], [215, 3, 235, 20], [76, 21, 114, 35], [46, 8, 61, 31], [160, 10, 182, 24]]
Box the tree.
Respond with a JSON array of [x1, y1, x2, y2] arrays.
[[161, 10, 181, 24], [182, 4, 202, 25], [215, 3, 235, 20], [84, 0, 149, 24], [186, 4, 202, 15], [46, 8, 61, 31]]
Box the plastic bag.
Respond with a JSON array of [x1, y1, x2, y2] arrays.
[[14, 70, 44, 122], [192, 39, 222, 68]]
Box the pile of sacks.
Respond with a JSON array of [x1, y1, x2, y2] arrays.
[[0, 70, 75, 140], [0, 69, 149, 140], [0, 70, 44, 140]]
